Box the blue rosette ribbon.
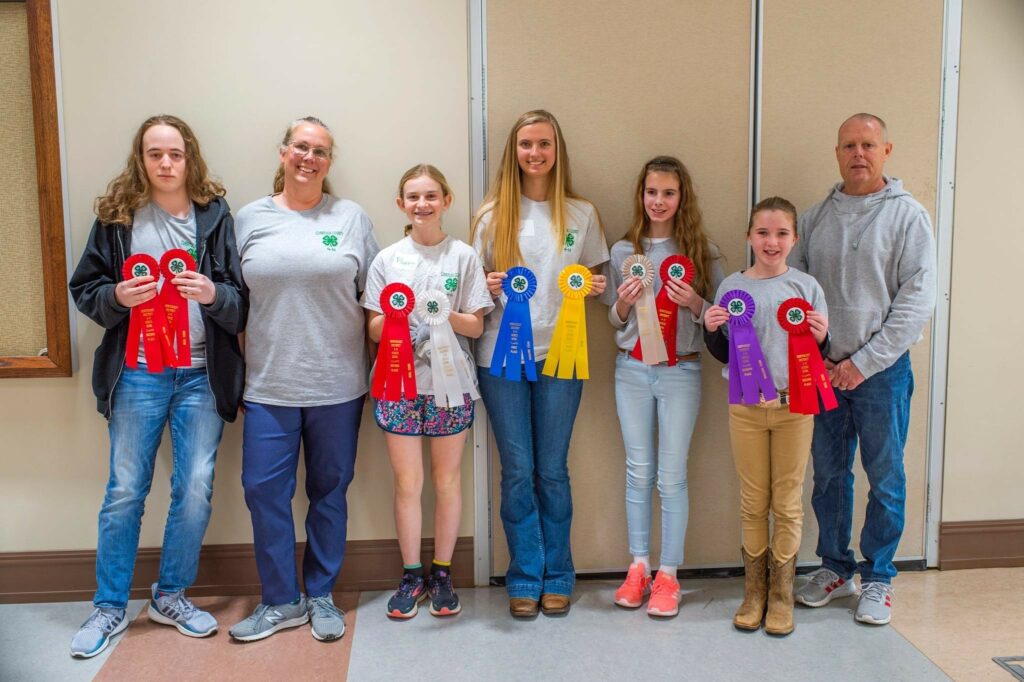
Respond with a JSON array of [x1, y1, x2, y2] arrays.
[[489, 266, 538, 381], [721, 289, 777, 404]]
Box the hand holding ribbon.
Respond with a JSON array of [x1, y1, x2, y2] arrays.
[[777, 298, 837, 414], [160, 249, 196, 368], [123, 254, 175, 372], [632, 255, 695, 366], [489, 267, 538, 381], [720, 289, 777, 404], [543, 265, 592, 380], [416, 288, 478, 408], [622, 255, 668, 364], [371, 283, 418, 400]]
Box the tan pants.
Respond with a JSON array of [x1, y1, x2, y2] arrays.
[[728, 403, 813, 562]]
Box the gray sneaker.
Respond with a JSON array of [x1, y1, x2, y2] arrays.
[[229, 596, 309, 642], [308, 594, 346, 641], [855, 582, 894, 625], [70, 607, 128, 659], [794, 567, 858, 607], [148, 584, 217, 637]]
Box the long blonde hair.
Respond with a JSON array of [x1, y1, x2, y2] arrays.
[[397, 164, 453, 236], [470, 110, 595, 271], [625, 155, 719, 299], [271, 116, 335, 196], [94, 115, 225, 226]]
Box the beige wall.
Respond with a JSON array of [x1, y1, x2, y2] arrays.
[[942, 0, 1024, 522], [0, 0, 471, 552]]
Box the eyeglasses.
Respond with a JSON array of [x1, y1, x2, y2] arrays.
[[289, 142, 332, 161]]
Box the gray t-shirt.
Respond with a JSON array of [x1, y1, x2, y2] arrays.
[[130, 202, 205, 367], [236, 194, 379, 406], [602, 237, 725, 355], [362, 235, 493, 393], [473, 196, 610, 365], [714, 267, 828, 392]]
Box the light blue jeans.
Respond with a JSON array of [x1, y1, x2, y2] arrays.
[[614, 353, 701, 567], [94, 366, 223, 609]]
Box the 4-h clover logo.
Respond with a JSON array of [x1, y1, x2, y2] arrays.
[[169, 258, 186, 275], [669, 264, 685, 280], [568, 273, 584, 290], [426, 300, 440, 314], [787, 308, 804, 324], [133, 264, 149, 278], [183, 241, 198, 261], [444, 277, 458, 292], [390, 292, 407, 309], [564, 232, 576, 248], [630, 264, 645, 277], [729, 299, 746, 315], [322, 235, 339, 248], [511, 276, 528, 292]]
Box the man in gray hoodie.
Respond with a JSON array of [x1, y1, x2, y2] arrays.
[[789, 113, 936, 626]]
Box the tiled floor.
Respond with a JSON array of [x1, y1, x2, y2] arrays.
[[1, 568, 1020, 681]]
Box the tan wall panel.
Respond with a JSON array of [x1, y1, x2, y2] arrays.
[[943, 0, 1024, 521], [0, 4, 48, 356], [487, 0, 753, 571], [0, 0, 471, 552], [760, 0, 943, 560]]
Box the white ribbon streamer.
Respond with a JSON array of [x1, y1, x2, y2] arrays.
[[415, 289, 479, 408], [623, 255, 669, 364]]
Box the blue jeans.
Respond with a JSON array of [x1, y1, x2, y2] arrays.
[[242, 397, 364, 605], [478, 369, 583, 599], [811, 352, 913, 584], [614, 354, 701, 567], [94, 367, 223, 609]]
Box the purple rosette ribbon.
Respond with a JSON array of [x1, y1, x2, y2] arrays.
[[720, 289, 777, 404]]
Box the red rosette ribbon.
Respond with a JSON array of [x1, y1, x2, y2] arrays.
[[160, 249, 197, 368], [632, 254, 695, 366], [371, 283, 418, 401], [122, 254, 175, 372], [777, 298, 837, 415]]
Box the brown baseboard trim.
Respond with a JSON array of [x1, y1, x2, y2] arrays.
[[0, 537, 473, 604], [939, 519, 1024, 570]]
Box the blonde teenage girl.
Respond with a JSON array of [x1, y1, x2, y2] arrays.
[[471, 110, 609, 618], [363, 165, 492, 619], [703, 197, 829, 635], [602, 156, 723, 617]]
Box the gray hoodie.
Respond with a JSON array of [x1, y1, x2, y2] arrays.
[[789, 176, 936, 379]]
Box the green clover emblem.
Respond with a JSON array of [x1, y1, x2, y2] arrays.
[[444, 277, 458, 292], [788, 308, 804, 323], [182, 241, 198, 261], [322, 234, 339, 248], [564, 232, 576, 248], [630, 264, 645, 277], [568, 273, 584, 289], [133, 264, 148, 277], [512, 276, 527, 292], [391, 293, 406, 309], [169, 259, 185, 275], [729, 299, 745, 315], [426, 300, 440, 314], [669, 264, 684, 280]]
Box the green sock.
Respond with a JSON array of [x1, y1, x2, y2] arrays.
[[403, 563, 424, 578]]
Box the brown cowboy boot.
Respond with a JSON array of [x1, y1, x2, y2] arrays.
[[765, 550, 797, 635], [733, 547, 769, 630]]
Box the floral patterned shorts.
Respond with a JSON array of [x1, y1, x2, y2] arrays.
[[374, 393, 474, 437]]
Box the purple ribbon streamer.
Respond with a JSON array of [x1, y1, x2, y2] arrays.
[[721, 289, 777, 404]]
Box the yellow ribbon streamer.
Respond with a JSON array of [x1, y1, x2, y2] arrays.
[[543, 265, 592, 380]]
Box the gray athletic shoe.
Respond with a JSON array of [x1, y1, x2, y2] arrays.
[[148, 583, 217, 637], [229, 596, 309, 642], [70, 607, 128, 659], [308, 594, 346, 641], [794, 567, 858, 607], [855, 582, 894, 625]]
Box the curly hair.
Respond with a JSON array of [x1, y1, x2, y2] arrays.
[[94, 115, 224, 226]]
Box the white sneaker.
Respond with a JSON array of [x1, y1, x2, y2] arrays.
[[794, 567, 857, 607], [855, 582, 894, 625]]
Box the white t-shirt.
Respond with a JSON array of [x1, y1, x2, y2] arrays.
[[473, 196, 610, 365], [362, 234, 493, 393]]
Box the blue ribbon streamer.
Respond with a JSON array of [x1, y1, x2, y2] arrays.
[[490, 266, 538, 381]]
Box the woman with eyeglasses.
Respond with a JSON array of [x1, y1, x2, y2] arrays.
[[229, 116, 379, 643]]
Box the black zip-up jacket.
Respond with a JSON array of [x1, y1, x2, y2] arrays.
[[69, 197, 248, 421]]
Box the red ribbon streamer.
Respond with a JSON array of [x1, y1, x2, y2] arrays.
[[371, 283, 418, 401], [123, 254, 175, 373], [160, 249, 196, 368], [777, 298, 837, 415], [631, 254, 695, 366]]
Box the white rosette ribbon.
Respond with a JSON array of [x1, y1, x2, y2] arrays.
[[622, 254, 668, 364], [415, 288, 479, 407]]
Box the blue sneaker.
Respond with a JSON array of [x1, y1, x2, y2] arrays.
[[386, 573, 426, 619], [427, 567, 461, 617], [147, 584, 218, 637], [70, 607, 128, 659]]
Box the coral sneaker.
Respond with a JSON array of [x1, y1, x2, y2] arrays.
[[647, 571, 682, 617], [614, 562, 652, 608]]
